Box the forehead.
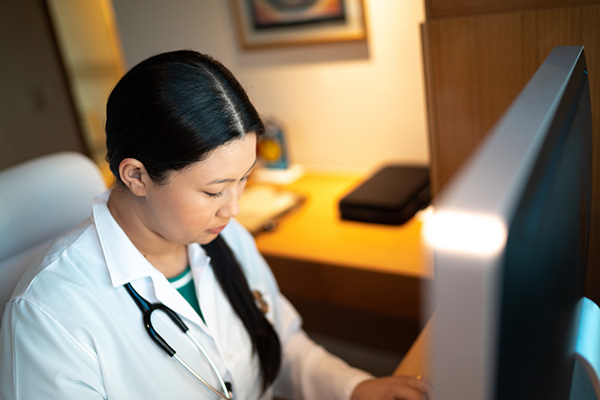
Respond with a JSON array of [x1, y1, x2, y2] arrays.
[[168, 134, 257, 184]]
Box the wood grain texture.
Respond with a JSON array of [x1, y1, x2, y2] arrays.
[[425, 0, 599, 19], [422, 3, 600, 303]]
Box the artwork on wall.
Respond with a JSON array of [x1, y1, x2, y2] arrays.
[[231, 0, 367, 48]]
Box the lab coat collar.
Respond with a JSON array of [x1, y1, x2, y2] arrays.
[[92, 190, 213, 329], [92, 190, 158, 288]]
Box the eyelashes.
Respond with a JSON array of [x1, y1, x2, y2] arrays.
[[205, 191, 224, 198], [204, 176, 249, 198]]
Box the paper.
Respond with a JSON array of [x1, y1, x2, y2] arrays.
[[237, 185, 304, 234]]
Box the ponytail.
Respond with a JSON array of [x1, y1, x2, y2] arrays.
[[202, 235, 281, 391]]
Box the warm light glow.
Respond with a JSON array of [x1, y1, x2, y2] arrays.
[[423, 210, 508, 256]]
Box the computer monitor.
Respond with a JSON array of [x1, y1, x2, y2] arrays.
[[423, 46, 596, 399]]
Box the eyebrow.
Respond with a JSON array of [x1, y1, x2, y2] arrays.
[[206, 158, 257, 185]]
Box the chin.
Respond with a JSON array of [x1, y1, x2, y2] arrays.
[[196, 233, 219, 245]]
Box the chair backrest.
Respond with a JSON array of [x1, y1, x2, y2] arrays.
[[0, 152, 106, 323]]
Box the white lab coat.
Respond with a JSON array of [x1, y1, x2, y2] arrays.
[[0, 191, 373, 400]]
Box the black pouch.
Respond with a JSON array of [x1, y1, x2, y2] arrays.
[[338, 165, 431, 225]]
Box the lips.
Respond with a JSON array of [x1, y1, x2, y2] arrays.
[[207, 224, 227, 235]]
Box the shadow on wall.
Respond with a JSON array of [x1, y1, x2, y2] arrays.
[[233, 39, 370, 68]]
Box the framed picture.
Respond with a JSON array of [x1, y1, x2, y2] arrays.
[[231, 0, 367, 49]]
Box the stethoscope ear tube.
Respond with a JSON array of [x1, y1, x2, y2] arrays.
[[142, 303, 185, 357], [125, 283, 185, 357], [123, 282, 234, 399]]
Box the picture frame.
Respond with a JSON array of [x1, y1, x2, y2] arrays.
[[231, 0, 367, 49]]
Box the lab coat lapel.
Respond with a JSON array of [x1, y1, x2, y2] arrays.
[[151, 276, 206, 328], [150, 244, 210, 332], [198, 258, 262, 398]]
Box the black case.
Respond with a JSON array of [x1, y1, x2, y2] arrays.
[[338, 165, 431, 225]]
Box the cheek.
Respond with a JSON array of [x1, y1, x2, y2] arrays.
[[170, 197, 217, 228]]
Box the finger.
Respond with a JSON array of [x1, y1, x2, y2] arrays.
[[396, 376, 433, 399], [391, 384, 429, 400]]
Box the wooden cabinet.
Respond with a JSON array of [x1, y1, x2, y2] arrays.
[[421, 0, 600, 302]]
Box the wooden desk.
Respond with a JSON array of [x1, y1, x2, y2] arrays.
[[394, 318, 432, 379], [251, 171, 433, 352]]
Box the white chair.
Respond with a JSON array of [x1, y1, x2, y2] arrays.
[[0, 152, 106, 324]]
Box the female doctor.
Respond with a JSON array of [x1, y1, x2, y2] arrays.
[[0, 50, 430, 400]]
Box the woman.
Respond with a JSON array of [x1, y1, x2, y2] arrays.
[[0, 51, 429, 399]]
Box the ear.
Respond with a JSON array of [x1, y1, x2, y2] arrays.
[[118, 158, 150, 196]]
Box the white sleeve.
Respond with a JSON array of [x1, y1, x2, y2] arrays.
[[271, 295, 374, 400], [0, 299, 106, 399]]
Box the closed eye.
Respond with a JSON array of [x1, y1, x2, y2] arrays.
[[204, 166, 253, 197], [205, 191, 224, 198]]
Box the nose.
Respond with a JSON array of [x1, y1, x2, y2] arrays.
[[217, 189, 241, 218]]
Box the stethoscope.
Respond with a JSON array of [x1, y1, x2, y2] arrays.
[[124, 282, 234, 399]]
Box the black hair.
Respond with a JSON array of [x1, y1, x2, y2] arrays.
[[202, 236, 281, 391], [105, 50, 281, 391], [106, 50, 262, 182]]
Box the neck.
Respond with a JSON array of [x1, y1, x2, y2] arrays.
[[107, 186, 188, 278]]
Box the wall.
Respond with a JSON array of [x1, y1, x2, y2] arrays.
[[111, 0, 428, 172], [0, 0, 85, 171], [46, 0, 126, 170]]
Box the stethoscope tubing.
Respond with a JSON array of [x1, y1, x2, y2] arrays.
[[124, 282, 233, 399], [172, 353, 231, 399]]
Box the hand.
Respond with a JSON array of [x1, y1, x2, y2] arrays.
[[350, 375, 432, 400]]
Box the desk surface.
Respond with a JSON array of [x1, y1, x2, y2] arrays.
[[252, 171, 433, 279], [248, 170, 432, 351], [253, 172, 432, 385]]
